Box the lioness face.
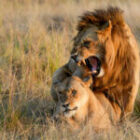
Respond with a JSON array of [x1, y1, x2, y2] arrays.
[[57, 77, 89, 118]]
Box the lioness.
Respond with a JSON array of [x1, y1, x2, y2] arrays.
[[53, 76, 120, 131]]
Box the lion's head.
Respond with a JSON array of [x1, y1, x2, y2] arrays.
[[55, 76, 89, 118], [71, 9, 117, 80], [71, 7, 137, 88], [71, 7, 140, 115]]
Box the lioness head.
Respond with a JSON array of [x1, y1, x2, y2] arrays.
[[56, 76, 89, 118]]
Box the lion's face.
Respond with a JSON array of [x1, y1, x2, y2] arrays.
[[71, 20, 114, 79], [56, 77, 89, 118]]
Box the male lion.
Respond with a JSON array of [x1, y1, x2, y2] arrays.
[[71, 7, 140, 118], [53, 76, 119, 131]]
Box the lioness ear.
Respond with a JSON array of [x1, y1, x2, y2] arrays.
[[54, 82, 64, 92], [72, 76, 82, 82], [72, 76, 86, 87]]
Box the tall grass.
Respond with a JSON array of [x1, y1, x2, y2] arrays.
[[0, 0, 139, 139]]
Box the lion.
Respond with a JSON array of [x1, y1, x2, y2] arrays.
[[71, 7, 140, 118], [52, 76, 120, 131]]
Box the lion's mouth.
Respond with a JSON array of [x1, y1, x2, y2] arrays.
[[85, 56, 101, 76], [71, 55, 101, 76]]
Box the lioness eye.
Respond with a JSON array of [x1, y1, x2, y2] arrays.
[[72, 90, 77, 96]]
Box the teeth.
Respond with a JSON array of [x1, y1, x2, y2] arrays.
[[77, 59, 85, 65], [83, 59, 86, 65], [93, 70, 97, 74], [97, 68, 105, 77], [77, 61, 81, 65]]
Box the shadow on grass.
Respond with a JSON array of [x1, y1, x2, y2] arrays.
[[0, 93, 54, 129]]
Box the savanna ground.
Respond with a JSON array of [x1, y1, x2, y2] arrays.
[[0, 0, 139, 139]]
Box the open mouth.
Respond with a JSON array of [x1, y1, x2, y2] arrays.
[[71, 54, 101, 77], [85, 56, 101, 76]]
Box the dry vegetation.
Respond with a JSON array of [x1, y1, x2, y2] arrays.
[[0, 0, 139, 139]]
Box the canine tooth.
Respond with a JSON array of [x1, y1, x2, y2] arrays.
[[83, 60, 86, 65], [97, 68, 105, 77]]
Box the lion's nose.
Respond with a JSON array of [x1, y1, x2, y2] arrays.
[[71, 55, 79, 63], [62, 103, 69, 108]]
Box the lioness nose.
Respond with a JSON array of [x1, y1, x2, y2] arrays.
[[62, 103, 69, 108]]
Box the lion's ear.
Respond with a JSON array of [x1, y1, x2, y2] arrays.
[[96, 20, 112, 40], [102, 20, 112, 31]]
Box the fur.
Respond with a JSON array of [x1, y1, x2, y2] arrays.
[[53, 76, 120, 131]]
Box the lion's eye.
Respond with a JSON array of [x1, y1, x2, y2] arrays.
[[72, 90, 77, 96], [82, 40, 90, 48]]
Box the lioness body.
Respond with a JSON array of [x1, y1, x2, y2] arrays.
[[53, 76, 120, 130]]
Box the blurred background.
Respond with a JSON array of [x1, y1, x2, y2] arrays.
[[0, 0, 139, 139]]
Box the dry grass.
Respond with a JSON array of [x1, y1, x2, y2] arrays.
[[0, 0, 139, 139]]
